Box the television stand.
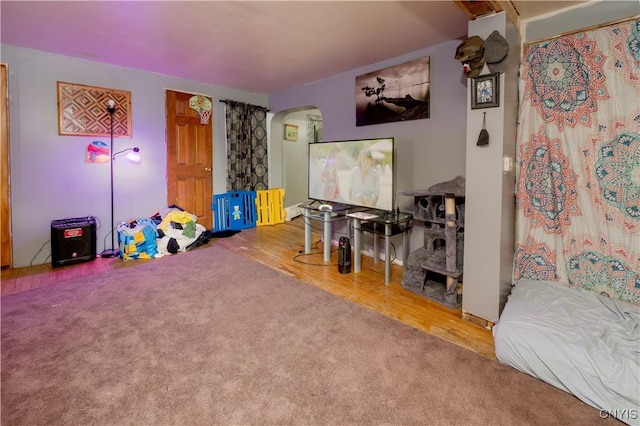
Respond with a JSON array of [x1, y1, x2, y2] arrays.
[[299, 205, 412, 284], [328, 202, 351, 212], [349, 212, 413, 284], [299, 204, 349, 262]]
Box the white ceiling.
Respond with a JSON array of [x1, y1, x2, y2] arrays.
[[1, 1, 589, 94]]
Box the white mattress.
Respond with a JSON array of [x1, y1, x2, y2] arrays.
[[493, 279, 640, 425]]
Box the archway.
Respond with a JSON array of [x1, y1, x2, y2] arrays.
[[269, 106, 323, 209]]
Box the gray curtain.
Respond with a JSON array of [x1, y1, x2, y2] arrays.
[[222, 100, 269, 192]]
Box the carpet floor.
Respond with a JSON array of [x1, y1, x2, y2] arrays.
[[1, 243, 615, 425]]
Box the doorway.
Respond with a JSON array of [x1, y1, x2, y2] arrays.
[[165, 90, 213, 229], [280, 108, 322, 208]]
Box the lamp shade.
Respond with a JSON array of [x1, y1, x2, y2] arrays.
[[113, 147, 141, 163], [126, 147, 141, 163]]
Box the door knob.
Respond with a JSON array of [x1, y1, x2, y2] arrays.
[[205, 167, 212, 171]]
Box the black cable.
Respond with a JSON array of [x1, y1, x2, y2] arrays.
[[301, 215, 324, 231], [292, 252, 338, 266], [354, 228, 398, 262], [292, 239, 338, 266], [29, 239, 51, 266], [389, 242, 397, 262], [102, 229, 113, 253]]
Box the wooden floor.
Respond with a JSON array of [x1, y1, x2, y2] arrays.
[[1, 216, 496, 360]]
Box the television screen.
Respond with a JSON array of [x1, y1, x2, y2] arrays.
[[308, 137, 395, 211]]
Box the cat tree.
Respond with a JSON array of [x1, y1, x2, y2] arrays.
[[400, 176, 465, 309]]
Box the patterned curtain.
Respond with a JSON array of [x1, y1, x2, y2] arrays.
[[222, 100, 269, 192], [514, 18, 639, 305]]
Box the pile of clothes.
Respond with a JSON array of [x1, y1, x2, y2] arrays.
[[118, 206, 212, 260], [152, 207, 211, 255]]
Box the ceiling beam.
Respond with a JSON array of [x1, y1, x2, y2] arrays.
[[453, 0, 501, 20], [491, 1, 521, 30], [453, 0, 521, 32]]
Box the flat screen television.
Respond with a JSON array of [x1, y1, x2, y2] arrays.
[[308, 137, 395, 212]]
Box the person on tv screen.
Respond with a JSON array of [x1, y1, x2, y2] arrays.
[[320, 147, 342, 201], [349, 149, 380, 207]]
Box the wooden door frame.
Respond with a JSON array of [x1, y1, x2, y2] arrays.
[[165, 89, 213, 229], [1, 63, 12, 268]]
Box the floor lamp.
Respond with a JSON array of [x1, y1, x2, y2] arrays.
[[100, 99, 141, 258]]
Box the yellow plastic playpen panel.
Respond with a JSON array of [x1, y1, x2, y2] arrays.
[[256, 188, 285, 226]]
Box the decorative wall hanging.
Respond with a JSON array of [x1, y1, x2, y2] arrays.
[[471, 73, 500, 109], [284, 124, 298, 141], [477, 112, 489, 146], [514, 16, 640, 305], [86, 140, 109, 163], [356, 55, 430, 126], [189, 95, 212, 125], [57, 82, 132, 137], [307, 114, 323, 142]]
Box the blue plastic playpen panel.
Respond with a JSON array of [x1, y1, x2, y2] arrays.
[[212, 191, 257, 232], [212, 196, 230, 232]]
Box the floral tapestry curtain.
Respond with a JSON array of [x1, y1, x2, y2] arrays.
[[222, 100, 269, 192], [514, 18, 639, 305]]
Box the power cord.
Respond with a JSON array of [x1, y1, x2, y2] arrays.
[[293, 252, 338, 266], [354, 228, 397, 262], [301, 216, 325, 231], [293, 239, 338, 266], [389, 242, 397, 262], [102, 230, 113, 253], [30, 239, 51, 266]]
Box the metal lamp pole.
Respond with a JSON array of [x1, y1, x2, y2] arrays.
[[100, 100, 119, 258]]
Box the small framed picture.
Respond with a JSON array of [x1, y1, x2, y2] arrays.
[[284, 124, 299, 141], [471, 73, 500, 109]]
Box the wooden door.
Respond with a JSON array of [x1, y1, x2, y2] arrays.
[[166, 90, 213, 229], [1, 64, 11, 268]]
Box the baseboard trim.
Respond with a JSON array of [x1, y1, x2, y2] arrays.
[[462, 311, 495, 330], [284, 203, 302, 221]]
